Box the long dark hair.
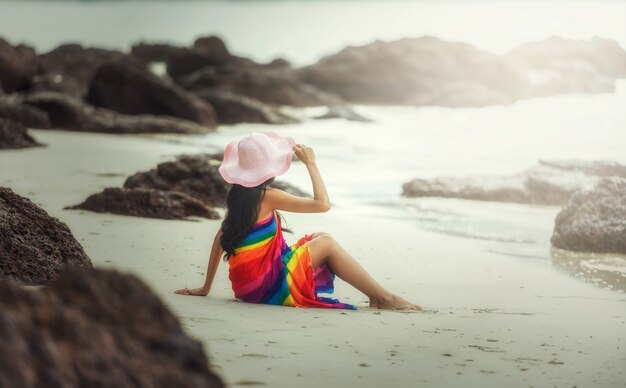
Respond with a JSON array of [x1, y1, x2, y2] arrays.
[[220, 177, 291, 260]]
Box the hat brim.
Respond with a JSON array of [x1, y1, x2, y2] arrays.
[[218, 131, 296, 187]]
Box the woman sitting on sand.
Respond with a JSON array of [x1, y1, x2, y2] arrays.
[[175, 131, 421, 311]]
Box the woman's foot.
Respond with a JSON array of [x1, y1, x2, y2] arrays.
[[370, 294, 422, 311]]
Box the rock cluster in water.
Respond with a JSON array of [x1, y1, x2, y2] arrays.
[[0, 187, 93, 285], [0, 267, 224, 388], [551, 177, 626, 254], [402, 160, 626, 205]]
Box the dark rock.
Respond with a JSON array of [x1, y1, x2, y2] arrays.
[[0, 267, 225, 388], [165, 48, 230, 79], [131, 42, 183, 63], [314, 105, 373, 123], [297, 36, 527, 107], [506, 36, 626, 97], [0, 118, 43, 149], [124, 153, 310, 206], [0, 93, 51, 128], [87, 58, 217, 127], [402, 160, 625, 205], [180, 62, 343, 107], [551, 177, 626, 254], [193, 36, 231, 61], [65, 187, 219, 221], [34, 44, 127, 98], [20, 91, 212, 134], [194, 89, 297, 124], [0, 187, 93, 285], [0, 38, 38, 93], [124, 154, 228, 207], [133, 36, 233, 77]]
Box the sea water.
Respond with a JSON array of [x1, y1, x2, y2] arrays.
[[1, 0, 625, 290]]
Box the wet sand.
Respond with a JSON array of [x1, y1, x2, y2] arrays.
[[1, 129, 624, 388]]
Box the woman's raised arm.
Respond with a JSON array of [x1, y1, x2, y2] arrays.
[[264, 145, 331, 213]]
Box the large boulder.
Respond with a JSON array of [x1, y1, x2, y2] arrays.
[[65, 187, 220, 221], [0, 118, 43, 150], [402, 160, 625, 205], [0, 38, 37, 93], [0, 267, 224, 388], [19, 91, 212, 134], [34, 43, 126, 98], [551, 177, 626, 254], [194, 89, 297, 124], [506, 36, 626, 97], [87, 58, 217, 127], [0, 187, 93, 285], [297, 36, 527, 107]]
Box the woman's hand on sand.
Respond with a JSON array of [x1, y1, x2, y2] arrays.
[[293, 144, 316, 166], [174, 287, 209, 296]]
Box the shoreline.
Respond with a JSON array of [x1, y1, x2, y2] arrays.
[[1, 129, 624, 387]]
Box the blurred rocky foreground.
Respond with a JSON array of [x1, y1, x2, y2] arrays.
[[0, 187, 224, 387], [0, 267, 224, 388]]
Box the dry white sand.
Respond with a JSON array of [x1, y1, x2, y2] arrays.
[[1, 129, 625, 388]]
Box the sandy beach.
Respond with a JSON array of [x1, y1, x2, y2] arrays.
[[1, 129, 624, 388]]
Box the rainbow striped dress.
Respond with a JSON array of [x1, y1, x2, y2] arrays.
[[227, 209, 356, 310]]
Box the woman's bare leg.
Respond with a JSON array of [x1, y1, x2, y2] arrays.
[[305, 233, 421, 310]]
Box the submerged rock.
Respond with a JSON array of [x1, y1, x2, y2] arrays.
[[65, 187, 219, 221], [0, 118, 43, 149], [87, 58, 217, 127], [0, 267, 224, 388], [551, 248, 626, 292], [20, 91, 212, 134], [0, 187, 93, 285], [314, 105, 374, 123], [551, 177, 626, 254], [402, 160, 625, 205]]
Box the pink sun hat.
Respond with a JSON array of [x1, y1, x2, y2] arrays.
[[218, 131, 297, 187]]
